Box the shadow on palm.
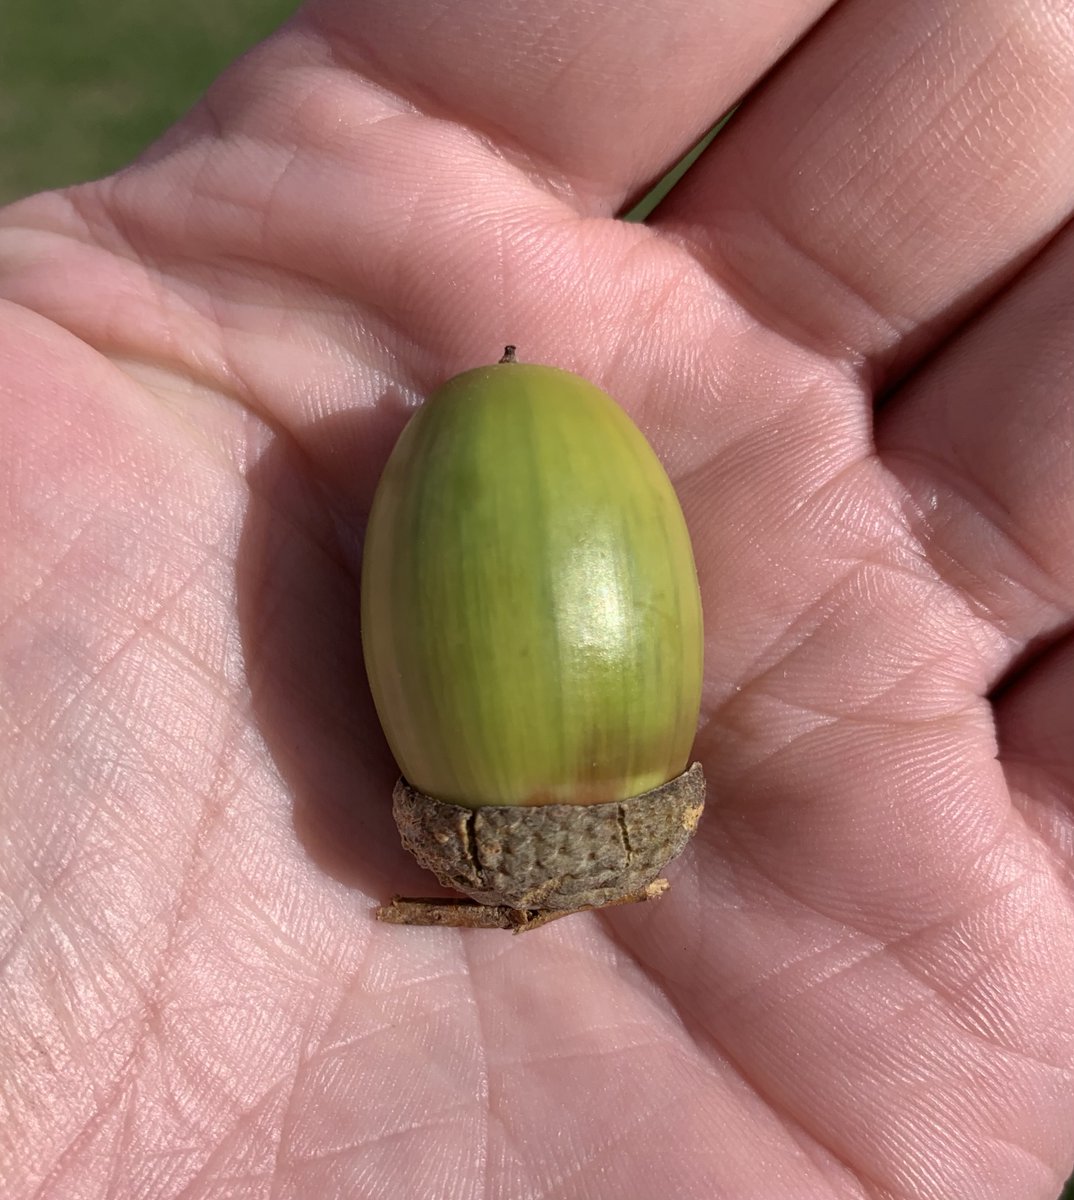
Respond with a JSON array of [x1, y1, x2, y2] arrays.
[[237, 387, 436, 898]]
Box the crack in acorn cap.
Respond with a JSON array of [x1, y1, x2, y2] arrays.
[[392, 763, 706, 911]]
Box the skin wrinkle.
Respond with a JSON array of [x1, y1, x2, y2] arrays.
[[878, 1046, 1060, 1195], [168, 977, 360, 1200], [720, 686, 984, 745], [882, 445, 1074, 629], [257, 147, 318, 271], [710, 785, 955, 944], [498, 1027, 680, 1075], [243, 447, 356, 579], [0, 494, 113, 650], [279, 1112, 473, 1169], [703, 560, 991, 746], [308, 12, 579, 209], [492, 1014, 687, 1072], [604, 902, 883, 1200], [840, 30, 1015, 246], [171, 1091, 285, 1200], [741, 944, 1037, 1197], [461, 943, 492, 1200], [207, 895, 336, 985], [105, 1074, 138, 1200], [526, 10, 606, 113], [13, 211, 201, 371], [17, 555, 230, 739], [797, 869, 1061, 1070], [302, 1103, 478, 1195], [476, 936, 724, 1195], [24, 863, 149, 1009], [89, 191, 204, 350], [753, 561, 993, 700], [672, 204, 909, 381], [529, 1101, 674, 1200], [266, 1007, 324, 1200], [93, 176, 513, 417], [598, 922, 879, 1200], [47, 223, 243, 410], [1009, 784, 1074, 911], [332, 949, 480, 1024], [27, 694, 245, 1193], [666, 381, 862, 514], [985, 1137, 1067, 1200], [176, 122, 275, 251], [307, 0, 818, 216], [599, 243, 697, 383], [284, 990, 469, 1066], [724, 729, 1003, 892], [37, 1073, 137, 1199], [778, 446, 883, 525], [0, 669, 237, 999]]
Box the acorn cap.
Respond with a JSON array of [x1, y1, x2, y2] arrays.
[[391, 762, 706, 911]]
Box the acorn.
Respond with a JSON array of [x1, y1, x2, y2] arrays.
[[363, 347, 705, 931]]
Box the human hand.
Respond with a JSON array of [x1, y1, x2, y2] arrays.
[[2, 1, 1073, 1196]]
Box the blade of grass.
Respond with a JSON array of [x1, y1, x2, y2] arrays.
[[622, 111, 734, 223]]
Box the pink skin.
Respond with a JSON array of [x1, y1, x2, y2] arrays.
[[2, 1, 1073, 1197]]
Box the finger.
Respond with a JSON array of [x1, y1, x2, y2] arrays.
[[996, 636, 1074, 877], [876, 217, 1074, 656], [298, 0, 834, 211], [653, 0, 1074, 381]]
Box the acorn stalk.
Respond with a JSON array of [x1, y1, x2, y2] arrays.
[[361, 350, 705, 929]]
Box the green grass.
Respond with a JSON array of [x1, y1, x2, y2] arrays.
[[0, 0, 297, 203], [622, 113, 731, 223], [1, 7, 1073, 1197]]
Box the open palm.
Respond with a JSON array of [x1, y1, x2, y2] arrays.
[[3, 1, 1073, 1197]]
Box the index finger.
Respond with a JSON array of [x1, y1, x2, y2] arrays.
[[302, 0, 832, 211]]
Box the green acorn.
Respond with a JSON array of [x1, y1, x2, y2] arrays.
[[363, 348, 705, 931]]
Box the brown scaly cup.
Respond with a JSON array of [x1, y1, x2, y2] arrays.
[[377, 764, 705, 930]]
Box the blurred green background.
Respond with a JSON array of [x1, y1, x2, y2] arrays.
[[1, 3, 1073, 1198], [0, 0, 297, 203]]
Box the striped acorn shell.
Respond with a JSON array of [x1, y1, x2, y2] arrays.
[[360, 358, 703, 811]]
